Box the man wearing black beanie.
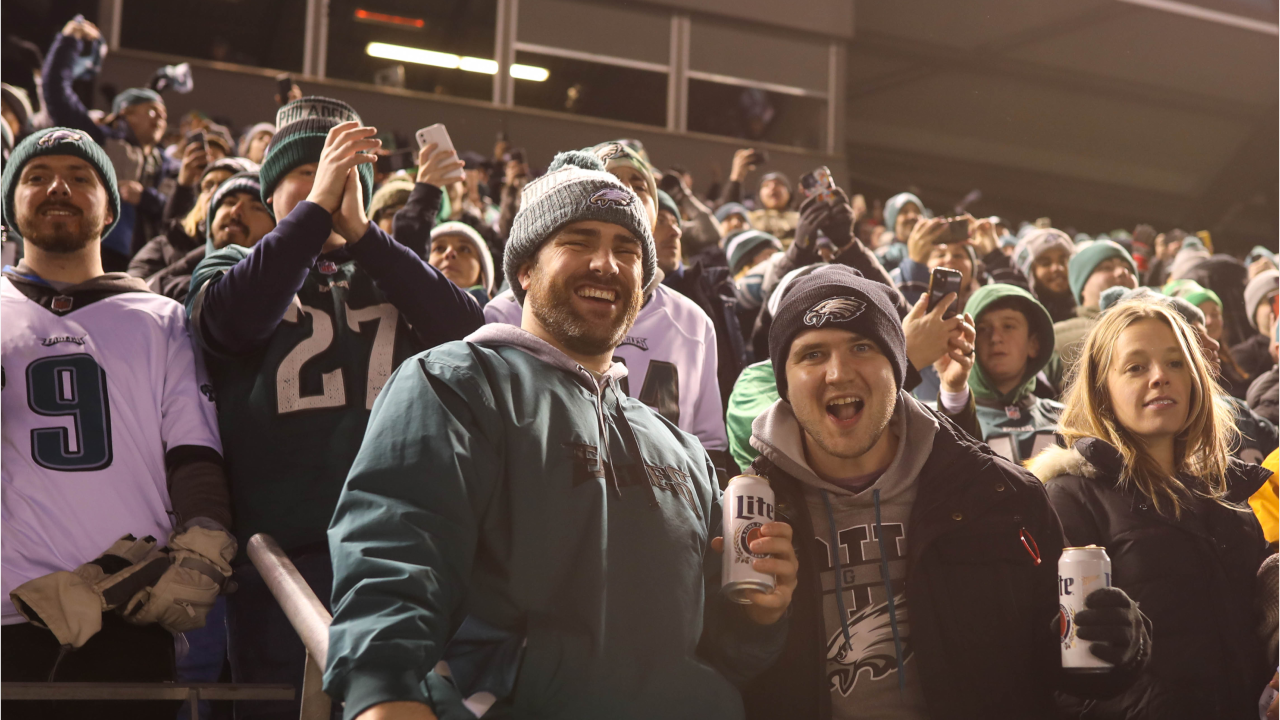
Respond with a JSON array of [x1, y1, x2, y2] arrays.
[[740, 264, 1150, 720]]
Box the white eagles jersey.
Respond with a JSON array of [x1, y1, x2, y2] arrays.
[[484, 285, 727, 451], [1, 276, 221, 624]]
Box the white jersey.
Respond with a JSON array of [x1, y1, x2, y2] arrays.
[[1, 276, 221, 624], [484, 285, 727, 451]]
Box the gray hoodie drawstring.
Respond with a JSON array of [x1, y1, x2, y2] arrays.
[[583, 368, 622, 497], [822, 488, 907, 695]]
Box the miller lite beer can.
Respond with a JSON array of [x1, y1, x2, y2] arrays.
[[1058, 545, 1112, 672], [721, 474, 776, 603]]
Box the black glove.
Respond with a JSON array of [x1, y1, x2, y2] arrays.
[[792, 195, 833, 257], [1072, 586, 1145, 666]]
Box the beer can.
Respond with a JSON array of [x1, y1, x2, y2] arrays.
[[721, 474, 776, 604], [1058, 545, 1113, 672]]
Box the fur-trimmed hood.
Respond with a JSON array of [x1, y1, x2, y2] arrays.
[[1026, 444, 1097, 484]]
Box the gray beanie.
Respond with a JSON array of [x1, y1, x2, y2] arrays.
[[503, 150, 655, 304], [1012, 228, 1074, 280], [1244, 270, 1279, 330], [431, 221, 495, 294]]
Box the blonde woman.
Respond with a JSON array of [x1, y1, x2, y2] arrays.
[[1028, 299, 1274, 720]]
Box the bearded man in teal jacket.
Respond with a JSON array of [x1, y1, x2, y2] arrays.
[[324, 151, 799, 720]]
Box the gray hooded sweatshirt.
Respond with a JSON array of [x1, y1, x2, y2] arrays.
[[750, 390, 939, 720]]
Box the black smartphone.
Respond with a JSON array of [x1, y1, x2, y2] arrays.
[[275, 73, 293, 105], [926, 267, 963, 319], [747, 149, 769, 166], [187, 130, 207, 153], [948, 218, 970, 243]]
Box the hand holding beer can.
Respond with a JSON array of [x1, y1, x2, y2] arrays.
[[721, 475, 777, 604], [1059, 545, 1113, 672]]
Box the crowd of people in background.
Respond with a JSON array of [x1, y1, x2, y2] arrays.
[[2, 15, 1278, 720]]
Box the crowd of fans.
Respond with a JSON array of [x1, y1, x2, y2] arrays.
[[2, 15, 1278, 720]]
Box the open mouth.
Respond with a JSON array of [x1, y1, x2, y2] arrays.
[[576, 286, 618, 304], [1143, 396, 1176, 409], [826, 396, 865, 424], [41, 208, 80, 218]]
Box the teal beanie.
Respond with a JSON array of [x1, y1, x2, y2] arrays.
[[2, 127, 120, 239], [1068, 239, 1136, 305], [111, 88, 163, 116]]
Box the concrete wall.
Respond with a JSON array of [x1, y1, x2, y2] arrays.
[[98, 49, 845, 198]]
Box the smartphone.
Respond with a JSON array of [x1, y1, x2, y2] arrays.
[[275, 73, 293, 106], [798, 166, 836, 204], [948, 218, 970, 243], [657, 172, 683, 196], [187, 130, 207, 154], [416, 124, 465, 182], [926, 267, 963, 319], [747, 149, 769, 166]]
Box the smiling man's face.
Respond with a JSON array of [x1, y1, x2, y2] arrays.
[[14, 154, 113, 252], [520, 220, 644, 358]]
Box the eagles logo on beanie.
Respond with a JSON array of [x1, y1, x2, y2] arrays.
[[258, 96, 373, 211], [2, 127, 120, 239], [503, 150, 655, 304], [768, 265, 908, 401]]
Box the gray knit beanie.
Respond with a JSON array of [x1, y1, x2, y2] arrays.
[[503, 150, 655, 304], [1244, 270, 1279, 330]]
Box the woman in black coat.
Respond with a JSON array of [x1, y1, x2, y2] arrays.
[[1028, 297, 1275, 720]]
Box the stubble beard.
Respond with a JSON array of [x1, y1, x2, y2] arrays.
[[527, 265, 642, 357], [798, 389, 896, 463], [22, 215, 100, 254]]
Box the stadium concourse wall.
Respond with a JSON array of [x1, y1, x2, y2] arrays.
[[96, 49, 847, 194]]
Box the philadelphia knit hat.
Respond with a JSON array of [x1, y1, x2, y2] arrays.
[[1162, 278, 1221, 311], [883, 192, 924, 236], [205, 171, 264, 252], [1068, 239, 1136, 304], [768, 264, 907, 401], [259, 97, 373, 211], [110, 87, 163, 116], [655, 189, 680, 221], [504, 150, 655, 304], [1012, 228, 1074, 280], [1243, 270, 1279, 330], [431, 220, 495, 294], [724, 229, 782, 275], [2, 127, 120, 238], [715, 202, 749, 224], [590, 141, 657, 213]]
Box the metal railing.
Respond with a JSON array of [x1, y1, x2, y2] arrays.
[[246, 533, 334, 720], [0, 533, 332, 720]]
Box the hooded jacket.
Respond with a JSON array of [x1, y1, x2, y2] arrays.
[[740, 394, 1145, 720], [324, 324, 786, 720], [964, 284, 1064, 463], [1029, 438, 1272, 720]]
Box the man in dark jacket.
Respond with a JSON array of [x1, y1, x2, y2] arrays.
[[43, 18, 177, 270], [325, 150, 796, 720], [742, 265, 1149, 720]]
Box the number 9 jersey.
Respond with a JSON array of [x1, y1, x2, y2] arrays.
[[1, 273, 222, 626]]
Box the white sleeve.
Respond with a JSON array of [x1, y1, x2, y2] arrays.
[[160, 306, 222, 454], [691, 313, 728, 452]]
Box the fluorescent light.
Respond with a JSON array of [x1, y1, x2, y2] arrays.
[[510, 64, 550, 82], [459, 56, 499, 74], [365, 42, 548, 82], [367, 42, 457, 69]]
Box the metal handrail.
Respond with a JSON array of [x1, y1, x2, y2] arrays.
[[246, 533, 334, 720], [246, 533, 332, 668]]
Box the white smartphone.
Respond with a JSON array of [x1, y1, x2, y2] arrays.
[[415, 124, 464, 183]]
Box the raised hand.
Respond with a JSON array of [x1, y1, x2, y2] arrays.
[[711, 522, 798, 625], [415, 142, 465, 189], [305, 121, 380, 213]]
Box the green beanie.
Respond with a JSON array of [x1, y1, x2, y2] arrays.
[[111, 88, 163, 116], [1068, 239, 1136, 305], [259, 97, 373, 212], [655, 189, 680, 220], [2, 127, 120, 239], [1162, 278, 1221, 310], [963, 283, 1055, 406]]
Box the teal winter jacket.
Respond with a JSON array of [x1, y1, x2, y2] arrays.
[[324, 324, 786, 720]]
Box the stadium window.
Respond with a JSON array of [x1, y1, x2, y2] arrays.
[[120, 0, 307, 72]]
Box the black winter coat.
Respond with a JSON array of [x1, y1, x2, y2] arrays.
[[1032, 437, 1272, 720], [744, 413, 1147, 720], [127, 221, 205, 302], [1248, 366, 1279, 426]]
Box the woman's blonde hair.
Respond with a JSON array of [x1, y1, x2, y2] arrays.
[[1057, 298, 1237, 516], [181, 186, 217, 239]]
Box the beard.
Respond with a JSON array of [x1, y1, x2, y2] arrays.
[[526, 264, 642, 358], [20, 202, 102, 254], [212, 218, 250, 249]]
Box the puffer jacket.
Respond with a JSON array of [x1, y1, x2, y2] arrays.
[[1030, 437, 1272, 720]]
